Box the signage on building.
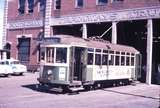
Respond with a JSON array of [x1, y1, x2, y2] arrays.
[[52, 6, 160, 25], [7, 6, 160, 29], [7, 20, 43, 30]]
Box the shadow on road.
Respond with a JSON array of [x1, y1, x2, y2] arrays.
[[22, 84, 65, 95], [102, 89, 160, 100]]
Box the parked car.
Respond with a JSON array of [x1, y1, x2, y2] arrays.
[[0, 61, 13, 77], [1, 58, 27, 75]]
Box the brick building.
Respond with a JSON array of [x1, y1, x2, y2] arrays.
[[3, 0, 160, 84]]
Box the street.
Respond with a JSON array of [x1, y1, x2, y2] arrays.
[[0, 72, 159, 108]]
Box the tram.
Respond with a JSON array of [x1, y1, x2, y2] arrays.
[[37, 35, 141, 92]]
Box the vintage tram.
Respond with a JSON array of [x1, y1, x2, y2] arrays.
[[37, 35, 141, 92]]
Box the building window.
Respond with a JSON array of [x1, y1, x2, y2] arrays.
[[28, 0, 34, 13], [54, 0, 61, 10], [75, 0, 83, 8], [97, 0, 108, 5], [18, 0, 26, 14], [17, 38, 30, 62], [39, 0, 46, 13], [112, 0, 124, 3]]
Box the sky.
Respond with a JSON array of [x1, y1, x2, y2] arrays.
[[0, 0, 4, 49]]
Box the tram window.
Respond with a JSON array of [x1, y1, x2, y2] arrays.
[[87, 53, 93, 65], [131, 57, 135, 66], [46, 48, 54, 63], [95, 54, 101, 65], [109, 51, 114, 54], [56, 48, 67, 63], [96, 49, 101, 52], [126, 57, 130, 66], [103, 50, 108, 53], [102, 55, 108, 65], [115, 56, 120, 66], [131, 53, 135, 56], [121, 56, 125, 66], [121, 52, 125, 55], [88, 48, 94, 52], [127, 52, 130, 55], [116, 51, 120, 54], [41, 52, 45, 60], [109, 55, 114, 65]]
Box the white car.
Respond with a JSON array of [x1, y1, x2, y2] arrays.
[[0, 61, 13, 77], [1, 59, 27, 75]]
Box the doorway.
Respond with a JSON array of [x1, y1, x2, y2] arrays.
[[73, 47, 86, 81]]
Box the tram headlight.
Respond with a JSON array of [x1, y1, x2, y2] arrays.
[[47, 70, 53, 80]]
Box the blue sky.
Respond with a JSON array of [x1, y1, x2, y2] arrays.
[[0, 0, 4, 48]]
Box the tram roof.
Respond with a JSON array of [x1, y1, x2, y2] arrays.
[[43, 35, 139, 53]]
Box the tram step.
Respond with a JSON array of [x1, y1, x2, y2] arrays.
[[70, 80, 82, 86], [69, 86, 84, 92], [50, 87, 63, 92], [131, 81, 141, 86]]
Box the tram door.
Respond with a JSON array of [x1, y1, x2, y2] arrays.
[[71, 47, 87, 81], [135, 54, 142, 80]]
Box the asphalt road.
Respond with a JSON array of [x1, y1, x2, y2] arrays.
[[0, 72, 159, 108]]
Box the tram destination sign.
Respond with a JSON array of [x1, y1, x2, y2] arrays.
[[38, 37, 61, 44]]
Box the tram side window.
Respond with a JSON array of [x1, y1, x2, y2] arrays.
[[115, 55, 120, 66], [131, 57, 135, 66], [102, 55, 108, 65], [56, 48, 67, 63], [87, 53, 93, 65], [121, 56, 125, 66], [109, 55, 114, 65], [95, 54, 101, 65], [126, 56, 130, 66], [41, 51, 45, 60]]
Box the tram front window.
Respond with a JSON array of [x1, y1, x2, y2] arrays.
[[56, 48, 67, 63], [46, 48, 54, 63]]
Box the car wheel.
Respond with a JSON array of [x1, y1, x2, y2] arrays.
[[19, 73, 23, 75]]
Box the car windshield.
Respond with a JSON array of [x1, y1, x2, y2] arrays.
[[0, 61, 9, 65], [11, 61, 20, 64]]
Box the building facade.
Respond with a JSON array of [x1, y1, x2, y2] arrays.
[[4, 0, 160, 84]]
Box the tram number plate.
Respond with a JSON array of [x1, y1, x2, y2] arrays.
[[59, 67, 66, 80]]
